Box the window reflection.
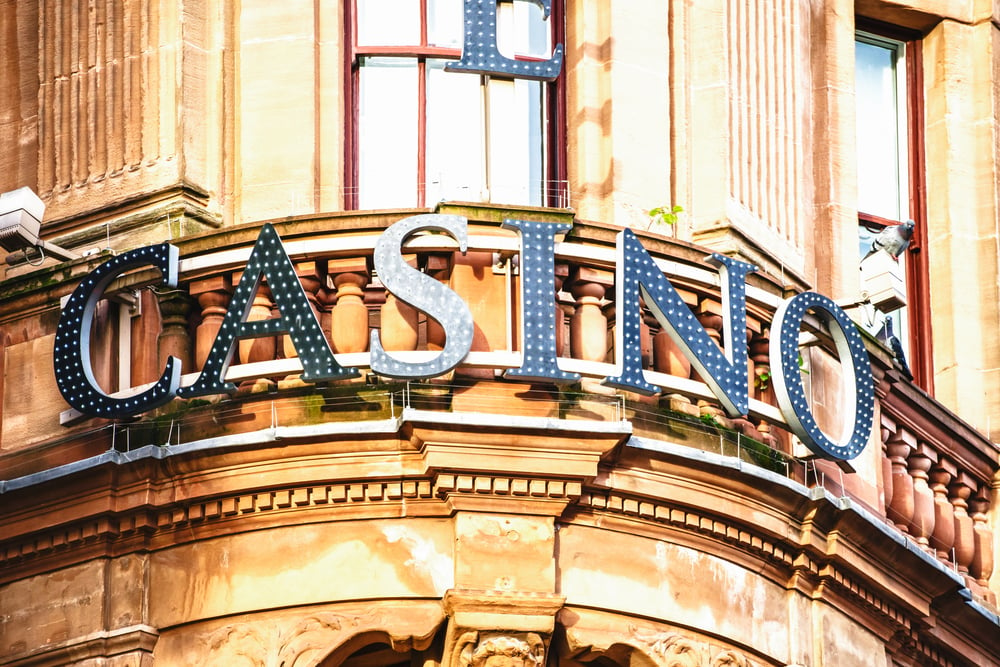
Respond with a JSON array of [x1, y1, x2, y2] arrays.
[[351, 0, 559, 209]]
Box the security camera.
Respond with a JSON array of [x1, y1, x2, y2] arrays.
[[0, 187, 78, 264], [0, 186, 43, 253]]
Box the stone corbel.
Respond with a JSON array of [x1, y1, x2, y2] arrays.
[[441, 590, 564, 667]]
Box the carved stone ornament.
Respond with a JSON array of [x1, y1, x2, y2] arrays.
[[630, 627, 764, 667], [453, 631, 546, 667], [201, 611, 350, 667]]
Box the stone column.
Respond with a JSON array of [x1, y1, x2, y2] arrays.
[[923, 19, 1000, 435], [880, 426, 894, 513]]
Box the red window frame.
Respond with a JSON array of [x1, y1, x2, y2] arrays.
[[856, 18, 932, 391], [344, 0, 567, 210]]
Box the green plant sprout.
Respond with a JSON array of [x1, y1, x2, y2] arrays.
[[755, 353, 809, 392], [648, 204, 684, 227]]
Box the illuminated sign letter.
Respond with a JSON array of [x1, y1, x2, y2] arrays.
[[54, 244, 182, 418], [502, 218, 579, 383], [370, 214, 474, 378], [179, 224, 356, 397], [445, 0, 564, 81], [604, 229, 757, 417], [770, 292, 875, 460]]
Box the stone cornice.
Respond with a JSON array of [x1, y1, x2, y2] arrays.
[[0, 423, 995, 666]]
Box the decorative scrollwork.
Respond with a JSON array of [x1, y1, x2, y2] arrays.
[[201, 611, 349, 667]]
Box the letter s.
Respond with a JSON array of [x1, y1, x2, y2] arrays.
[[370, 214, 474, 378]]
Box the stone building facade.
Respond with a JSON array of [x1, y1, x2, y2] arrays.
[[0, 0, 998, 665]]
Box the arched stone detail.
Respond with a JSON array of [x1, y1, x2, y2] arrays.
[[201, 612, 345, 667], [163, 601, 444, 667], [635, 631, 708, 667], [560, 608, 772, 667]]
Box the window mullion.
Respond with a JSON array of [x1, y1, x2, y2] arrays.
[[482, 76, 491, 202], [418, 59, 428, 208]]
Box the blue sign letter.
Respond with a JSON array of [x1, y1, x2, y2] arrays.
[[503, 218, 579, 383], [179, 224, 356, 397], [54, 244, 182, 418], [770, 292, 875, 460], [604, 229, 757, 417], [446, 0, 564, 81]]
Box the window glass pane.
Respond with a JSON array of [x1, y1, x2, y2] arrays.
[[426, 59, 485, 203], [358, 57, 419, 208], [428, 0, 463, 48], [487, 78, 544, 205], [497, 0, 552, 59], [855, 38, 907, 220], [357, 0, 421, 46]]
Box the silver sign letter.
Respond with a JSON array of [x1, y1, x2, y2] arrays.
[[370, 214, 474, 378]]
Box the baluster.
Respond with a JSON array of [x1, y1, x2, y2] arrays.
[[928, 459, 956, 561], [188, 275, 233, 372], [949, 474, 977, 574], [157, 290, 194, 386], [280, 261, 326, 388], [641, 307, 655, 370], [653, 283, 697, 380], [451, 250, 504, 380], [379, 254, 419, 353], [695, 298, 731, 425], [568, 268, 611, 365], [908, 445, 936, 548], [236, 278, 276, 365], [970, 485, 994, 588], [696, 298, 724, 350], [236, 274, 277, 393], [126, 289, 161, 388], [880, 424, 895, 513], [566, 267, 612, 395], [750, 328, 772, 403], [554, 263, 569, 359], [327, 259, 371, 355], [424, 253, 454, 353], [885, 430, 916, 533]]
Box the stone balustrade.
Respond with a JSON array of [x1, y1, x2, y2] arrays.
[[0, 209, 996, 603], [877, 370, 997, 603]]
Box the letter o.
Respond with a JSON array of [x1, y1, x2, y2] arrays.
[[769, 292, 875, 460]]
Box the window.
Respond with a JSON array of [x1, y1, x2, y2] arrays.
[[855, 23, 931, 390], [347, 0, 565, 209]]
